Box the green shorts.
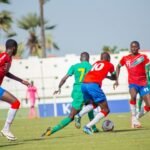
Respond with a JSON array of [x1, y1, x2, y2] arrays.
[[71, 86, 84, 110]]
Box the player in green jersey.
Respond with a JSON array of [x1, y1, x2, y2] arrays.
[[41, 52, 99, 137]]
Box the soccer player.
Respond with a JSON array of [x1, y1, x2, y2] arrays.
[[74, 52, 116, 135], [26, 80, 40, 119], [0, 39, 30, 140], [41, 52, 99, 137], [113, 41, 150, 128]]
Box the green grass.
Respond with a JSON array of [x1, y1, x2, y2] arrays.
[[0, 109, 150, 150]]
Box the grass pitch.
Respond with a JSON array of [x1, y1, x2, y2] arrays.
[[0, 109, 150, 150]]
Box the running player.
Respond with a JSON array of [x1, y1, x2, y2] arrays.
[[113, 41, 150, 128], [74, 52, 116, 135], [41, 52, 99, 137], [0, 39, 30, 140]]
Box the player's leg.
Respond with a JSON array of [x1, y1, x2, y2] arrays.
[[30, 99, 37, 118], [83, 101, 109, 135], [41, 107, 79, 137], [0, 88, 20, 140], [137, 97, 143, 112], [29, 98, 34, 118], [137, 86, 150, 118], [87, 109, 99, 133], [74, 83, 94, 128], [82, 83, 108, 135], [129, 84, 141, 128], [41, 87, 83, 137], [75, 103, 94, 128]]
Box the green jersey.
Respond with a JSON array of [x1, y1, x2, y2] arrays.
[[145, 63, 150, 86], [67, 61, 92, 86], [67, 61, 91, 110]]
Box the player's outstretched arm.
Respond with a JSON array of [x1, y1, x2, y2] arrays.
[[113, 64, 121, 89], [53, 75, 70, 95], [6, 72, 30, 86]]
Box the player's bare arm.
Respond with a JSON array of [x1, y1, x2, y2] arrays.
[[6, 72, 30, 86], [53, 75, 70, 95], [4, 62, 11, 74], [113, 64, 121, 89]]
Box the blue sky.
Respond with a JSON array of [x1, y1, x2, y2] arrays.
[[1, 0, 150, 56]]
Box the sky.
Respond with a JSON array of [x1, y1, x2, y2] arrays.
[[1, 0, 150, 56]]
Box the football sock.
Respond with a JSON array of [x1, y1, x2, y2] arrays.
[[137, 98, 142, 112], [78, 104, 94, 117], [86, 111, 106, 128], [51, 117, 72, 134], [3, 108, 18, 131], [87, 110, 97, 131], [129, 100, 136, 117], [136, 106, 150, 119]]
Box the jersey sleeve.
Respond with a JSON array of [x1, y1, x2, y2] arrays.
[[0, 53, 9, 65], [67, 65, 74, 76], [119, 56, 125, 67]]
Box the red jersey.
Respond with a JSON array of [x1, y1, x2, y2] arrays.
[[0, 52, 12, 85], [119, 53, 149, 86], [83, 60, 115, 85]]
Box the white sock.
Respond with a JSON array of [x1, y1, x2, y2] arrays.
[[3, 108, 18, 131], [78, 104, 94, 117], [130, 103, 136, 117], [136, 105, 148, 119], [86, 112, 105, 128]]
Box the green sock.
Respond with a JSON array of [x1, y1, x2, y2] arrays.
[[138, 99, 142, 112], [51, 117, 72, 134], [88, 110, 97, 130]]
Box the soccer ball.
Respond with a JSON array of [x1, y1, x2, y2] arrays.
[[102, 120, 114, 131]]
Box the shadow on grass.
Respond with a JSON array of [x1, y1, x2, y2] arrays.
[[113, 128, 150, 133], [21, 133, 79, 142], [0, 142, 24, 148], [0, 133, 80, 147]]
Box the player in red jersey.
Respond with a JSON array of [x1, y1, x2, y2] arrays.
[[114, 41, 150, 128], [0, 39, 30, 140], [74, 52, 116, 135]]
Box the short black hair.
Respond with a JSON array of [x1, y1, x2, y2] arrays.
[[5, 39, 18, 49], [80, 52, 90, 61], [130, 41, 140, 48], [101, 52, 110, 60]]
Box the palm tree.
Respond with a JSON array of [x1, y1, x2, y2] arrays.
[[102, 45, 118, 54], [17, 12, 58, 57], [45, 34, 59, 52], [0, 0, 10, 4], [0, 10, 12, 33], [0, 0, 16, 40], [17, 13, 41, 56], [39, 0, 46, 57]]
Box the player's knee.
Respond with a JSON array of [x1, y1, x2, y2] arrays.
[[11, 100, 20, 109], [101, 109, 109, 117], [92, 103, 97, 109], [69, 112, 75, 120]]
